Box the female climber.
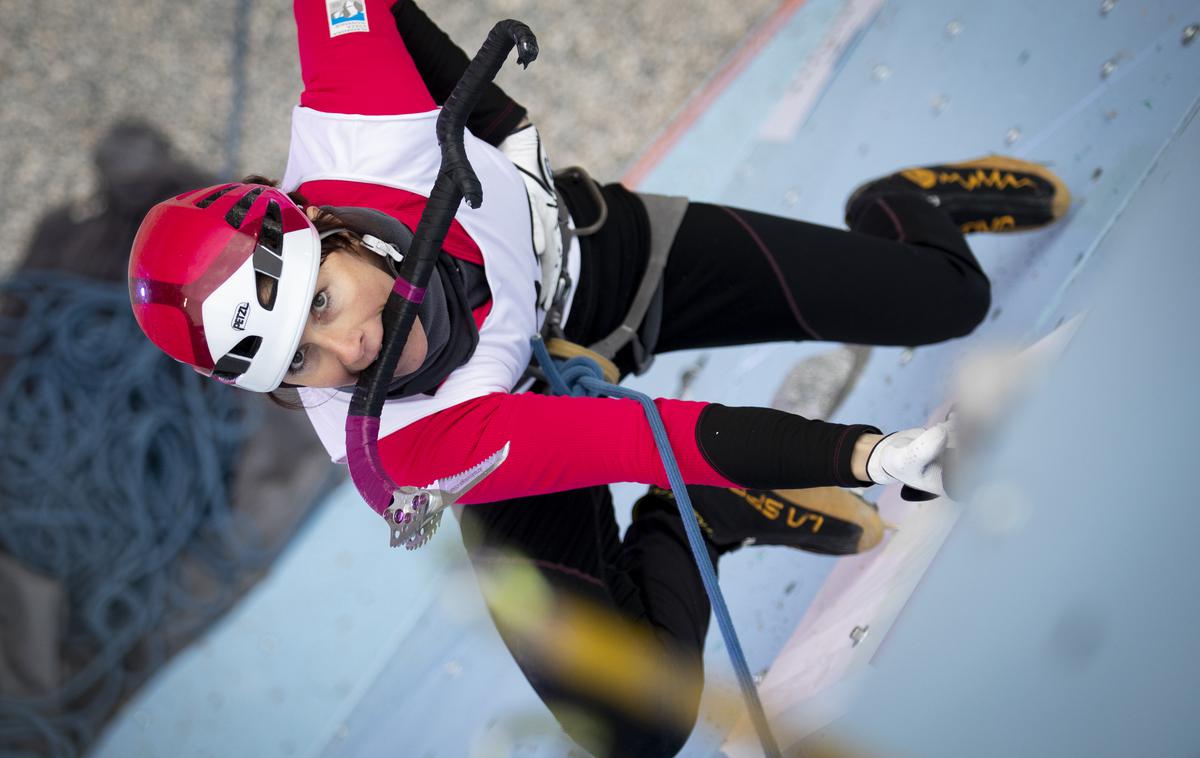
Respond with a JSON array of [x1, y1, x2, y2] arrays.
[[126, 1, 1069, 754]]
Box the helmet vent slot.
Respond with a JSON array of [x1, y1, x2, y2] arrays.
[[229, 335, 263, 359], [256, 271, 278, 311], [259, 200, 283, 251], [225, 187, 265, 229], [253, 200, 284, 311], [195, 184, 238, 209], [212, 336, 263, 380]]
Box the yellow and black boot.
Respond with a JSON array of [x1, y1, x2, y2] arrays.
[[845, 155, 1071, 234], [633, 485, 885, 557]]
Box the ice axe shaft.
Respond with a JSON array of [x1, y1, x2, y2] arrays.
[[343, 20, 538, 540]]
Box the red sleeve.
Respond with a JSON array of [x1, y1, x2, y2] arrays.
[[377, 393, 739, 505], [294, 0, 436, 115]]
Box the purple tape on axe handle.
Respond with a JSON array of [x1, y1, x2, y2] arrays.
[[345, 415, 393, 516], [392, 276, 426, 303]]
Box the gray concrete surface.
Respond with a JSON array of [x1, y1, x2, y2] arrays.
[[0, 0, 780, 272]]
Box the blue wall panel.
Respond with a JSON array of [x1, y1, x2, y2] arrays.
[[95, 1, 1200, 755]]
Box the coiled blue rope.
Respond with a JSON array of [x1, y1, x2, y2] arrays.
[[0, 272, 266, 757], [530, 336, 782, 758]]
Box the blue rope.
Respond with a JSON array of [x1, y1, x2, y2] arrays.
[[530, 336, 782, 758], [0, 272, 268, 757]]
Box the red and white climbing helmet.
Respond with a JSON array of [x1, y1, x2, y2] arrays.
[[128, 182, 321, 392]]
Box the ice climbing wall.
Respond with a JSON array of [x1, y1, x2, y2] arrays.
[[631, 0, 1200, 751], [92, 1, 1200, 756], [810, 92, 1200, 758]]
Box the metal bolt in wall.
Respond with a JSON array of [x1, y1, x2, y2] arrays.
[[850, 625, 870, 647]]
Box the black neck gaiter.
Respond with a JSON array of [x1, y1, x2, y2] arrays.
[[320, 205, 488, 400]]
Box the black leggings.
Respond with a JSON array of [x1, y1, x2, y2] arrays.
[[657, 192, 989, 352], [459, 192, 990, 756], [459, 487, 714, 757]]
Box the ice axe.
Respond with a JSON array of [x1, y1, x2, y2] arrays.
[[342, 20, 538, 548]]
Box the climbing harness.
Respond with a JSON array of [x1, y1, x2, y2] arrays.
[[537, 164, 604, 338], [537, 166, 685, 378], [585, 190, 684, 374]]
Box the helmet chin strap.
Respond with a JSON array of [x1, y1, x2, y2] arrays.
[[317, 227, 404, 265]]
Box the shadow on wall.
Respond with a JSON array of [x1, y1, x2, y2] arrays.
[[0, 119, 339, 758]]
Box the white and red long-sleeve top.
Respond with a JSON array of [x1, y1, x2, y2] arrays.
[[282, 0, 869, 505]]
